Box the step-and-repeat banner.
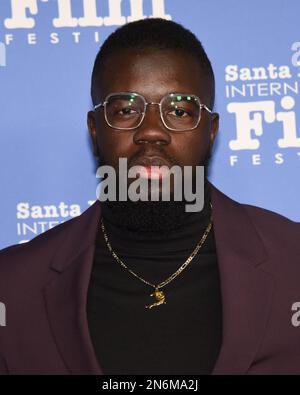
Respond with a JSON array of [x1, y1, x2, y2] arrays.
[[0, 0, 299, 249]]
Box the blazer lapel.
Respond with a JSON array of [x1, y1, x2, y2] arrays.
[[43, 201, 103, 374], [211, 186, 274, 374]]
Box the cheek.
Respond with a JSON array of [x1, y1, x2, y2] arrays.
[[95, 121, 134, 166], [173, 130, 211, 166]]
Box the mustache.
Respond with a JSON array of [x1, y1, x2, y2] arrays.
[[128, 150, 179, 168]]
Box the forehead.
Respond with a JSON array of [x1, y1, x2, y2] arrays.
[[97, 48, 211, 103]]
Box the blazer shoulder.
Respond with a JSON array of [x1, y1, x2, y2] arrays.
[[0, 200, 101, 276], [242, 202, 299, 232], [211, 184, 299, 233], [0, 215, 75, 276], [241, 202, 300, 268]]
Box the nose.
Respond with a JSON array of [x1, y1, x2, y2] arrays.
[[133, 103, 171, 146]]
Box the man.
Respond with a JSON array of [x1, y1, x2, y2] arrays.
[[0, 18, 300, 375]]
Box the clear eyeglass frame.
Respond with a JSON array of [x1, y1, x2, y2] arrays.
[[93, 92, 212, 132]]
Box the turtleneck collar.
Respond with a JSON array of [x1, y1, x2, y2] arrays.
[[98, 181, 212, 255]]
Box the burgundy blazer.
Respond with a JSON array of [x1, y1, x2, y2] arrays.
[[0, 186, 300, 375]]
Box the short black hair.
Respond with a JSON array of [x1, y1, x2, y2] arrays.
[[91, 18, 215, 107]]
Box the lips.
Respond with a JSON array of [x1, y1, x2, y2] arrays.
[[130, 156, 171, 179]]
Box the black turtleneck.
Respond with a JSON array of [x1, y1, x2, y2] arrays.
[[86, 190, 222, 375]]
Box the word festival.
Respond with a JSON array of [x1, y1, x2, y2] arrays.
[[2, 0, 171, 45]]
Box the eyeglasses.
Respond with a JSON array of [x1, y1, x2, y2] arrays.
[[94, 92, 212, 132]]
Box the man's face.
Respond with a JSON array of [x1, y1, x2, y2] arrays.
[[88, 48, 219, 191]]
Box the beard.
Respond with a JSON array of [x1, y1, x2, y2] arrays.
[[99, 151, 211, 233]]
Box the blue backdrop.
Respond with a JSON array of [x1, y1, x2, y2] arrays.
[[0, 0, 299, 248]]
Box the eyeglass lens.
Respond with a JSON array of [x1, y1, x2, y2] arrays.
[[105, 93, 201, 130]]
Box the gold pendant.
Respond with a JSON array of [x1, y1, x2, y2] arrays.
[[145, 288, 166, 309]]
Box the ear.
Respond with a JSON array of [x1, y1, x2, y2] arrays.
[[209, 112, 219, 147], [87, 111, 99, 157]]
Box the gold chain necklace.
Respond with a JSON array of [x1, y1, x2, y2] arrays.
[[100, 206, 213, 309]]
